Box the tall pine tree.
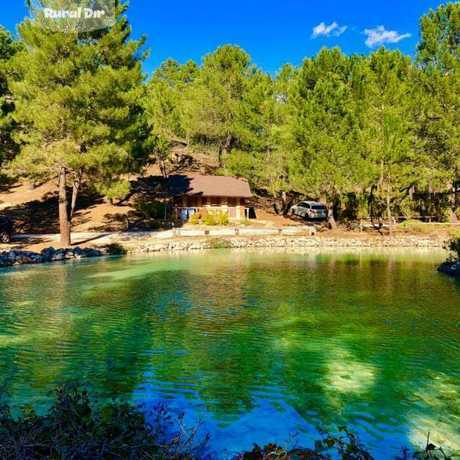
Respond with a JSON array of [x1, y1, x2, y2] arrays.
[[416, 3, 460, 221], [9, 2, 147, 245], [0, 27, 21, 169]]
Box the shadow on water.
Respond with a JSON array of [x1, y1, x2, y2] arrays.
[[0, 248, 458, 458]]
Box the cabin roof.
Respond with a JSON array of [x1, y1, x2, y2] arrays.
[[167, 174, 252, 198]]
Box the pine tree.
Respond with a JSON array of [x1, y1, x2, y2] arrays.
[[223, 64, 298, 214], [183, 45, 255, 165], [416, 2, 460, 221], [417, 2, 459, 73], [288, 48, 365, 227], [8, 2, 147, 245], [361, 49, 419, 234], [0, 27, 21, 168], [144, 59, 198, 176]]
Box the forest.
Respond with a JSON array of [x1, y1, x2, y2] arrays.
[[0, 1, 459, 243]]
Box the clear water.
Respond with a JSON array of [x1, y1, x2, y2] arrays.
[[0, 249, 459, 458]]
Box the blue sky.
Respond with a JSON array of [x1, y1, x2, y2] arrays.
[[1, 0, 452, 74]]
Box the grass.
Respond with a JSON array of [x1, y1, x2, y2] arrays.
[[397, 220, 460, 237]]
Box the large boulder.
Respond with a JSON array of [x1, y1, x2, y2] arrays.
[[41, 247, 56, 262]]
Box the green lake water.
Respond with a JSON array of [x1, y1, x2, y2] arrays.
[[0, 248, 459, 458]]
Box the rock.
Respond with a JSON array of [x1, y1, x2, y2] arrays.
[[51, 252, 66, 261], [41, 247, 56, 262], [82, 248, 102, 258], [120, 234, 446, 254], [0, 255, 13, 266], [437, 261, 460, 278], [0, 246, 104, 268], [14, 241, 113, 261]]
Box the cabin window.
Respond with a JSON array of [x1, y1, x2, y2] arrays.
[[187, 196, 198, 207], [210, 196, 221, 206]]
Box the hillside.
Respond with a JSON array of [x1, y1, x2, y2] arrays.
[[0, 156, 294, 237]]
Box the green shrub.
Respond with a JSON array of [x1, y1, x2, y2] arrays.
[[0, 384, 202, 459], [240, 434, 451, 460], [209, 238, 231, 249], [189, 213, 200, 225], [215, 211, 229, 225], [203, 213, 217, 226], [134, 199, 167, 220], [398, 220, 435, 234], [446, 237, 460, 261], [104, 243, 127, 255], [203, 211, 229, 226]]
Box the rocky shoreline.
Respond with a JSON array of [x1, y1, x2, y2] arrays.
[[0, 247, 103, 268], [0, 235, 448, 269], [118, 234, 447, 254]]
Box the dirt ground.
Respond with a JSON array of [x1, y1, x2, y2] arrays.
[[0, 170, 457, 253], [0, 168, 301, 236]]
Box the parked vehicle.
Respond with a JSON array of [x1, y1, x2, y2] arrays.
[[290, 201, 328, 221], [0, 216, 13, 243]]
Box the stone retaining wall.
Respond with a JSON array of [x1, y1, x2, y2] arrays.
[[0, 235, 448, 268], [122, 235, 447, 254]]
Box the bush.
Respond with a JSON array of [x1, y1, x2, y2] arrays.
[[203, 212, 217, 226], [215, 211, 229, 225], [0, 386, 454, 460], [209, 238, 232, 249], [239, 429, 373, 460], [446, 237, 460, 261], [0, 385, 207, 460], [189, 213, 200, 225], [203, 211, 229, 226], [398, 220, 436, 234], [104, 243, 127, 255], [135, 199, 167, 220], [239, 435, 452, 460]]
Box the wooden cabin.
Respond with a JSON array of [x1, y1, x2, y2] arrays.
[[167, 174, 253, 221]]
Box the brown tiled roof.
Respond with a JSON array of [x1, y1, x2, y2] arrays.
[[167, 174, 252, 198]]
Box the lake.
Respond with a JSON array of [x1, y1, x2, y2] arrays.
[[0, 249, 458, 458]]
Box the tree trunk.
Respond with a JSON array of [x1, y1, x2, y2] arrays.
[[449, 181, 458, 223], [159, 160, 167, 178], [217, 145, 223, 167], [327, 202, 337, 229], [219, 134, 232, 167], [69, 172, 81, 221], [58, 167, 71, 247], [280, 191, 293, 216], [428, 180, 433, 222], [455, 180, 460, 210], [386, 186, 393, 238]]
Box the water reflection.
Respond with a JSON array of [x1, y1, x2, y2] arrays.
[[0, 249, 458, 458]]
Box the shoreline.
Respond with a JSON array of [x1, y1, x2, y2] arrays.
[[114, 234, 447, 254], [0, 233, 448, 268]]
